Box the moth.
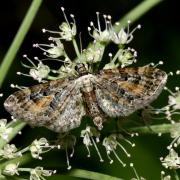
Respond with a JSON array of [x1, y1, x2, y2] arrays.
[[4, 64, 167, 132]]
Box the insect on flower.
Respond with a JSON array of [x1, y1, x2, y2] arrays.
[[4, 63, 167, 132]]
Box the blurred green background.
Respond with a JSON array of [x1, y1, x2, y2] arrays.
[[0, 0, 180, 179]]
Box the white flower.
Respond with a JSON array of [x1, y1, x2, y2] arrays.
[[0, 144, 21, 159], [161, 149, 180, 169], [33, 39, 65, 58], [103, 134, 133, 166], [111, 22, 141, 45], [88, 13, 111, 42], [84, 42, 104, 63], [58, 7, 76, 41], [111, 28, 129, 44], [168, 91, 180, 110], [3, 163, 19, 176], [29, 62, 50, 82], [81, 126, 103, 161], [30, 138, 51, 160], [30, 167, 56, 180], [59, 22, 76, 41], [118, 48, 137, 68], [0, 119, 12, 141]]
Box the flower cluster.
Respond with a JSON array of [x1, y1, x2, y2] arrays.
[[15, 7, 141, 83], [2, 163, 56, 180], [0, 138, 58, 179], [81, 126, 135, 167], [2, 6, 180, 180]]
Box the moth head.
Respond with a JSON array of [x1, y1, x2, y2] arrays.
[[75, 63, 88, 75]]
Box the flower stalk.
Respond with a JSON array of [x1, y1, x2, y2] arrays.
[[0, 0, 43, 87]]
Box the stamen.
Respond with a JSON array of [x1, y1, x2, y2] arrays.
[[112, 149, 126, 167], [176, 70, 180, 75], [42, 28, 60, 34], [164, 86, 174, 95], [10, 84, 25, 90], [70, 147, 75, 158], [117, 142, 131, 157], [106, 151, 114, 164], [153, 60, 164, 68], [168, 72, 173, 76], [85, 144, 91, 158], [61, 7, 71, 28], [90, 137, 104, 162], [65, 148, 71, 170], [23, 54, 36, 67], [17, 71, 31, 78], [130, 163, 140, 179], [123, 138, 136, 147], [96, 12, 101, 32]]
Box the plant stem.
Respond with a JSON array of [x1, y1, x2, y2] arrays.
[[72, 38, 81, 59], [68, 168, 123, 180], [113, 0, 162, 32], [173, 169, 180, 180], [0, 153, 31, 169], [0, 120, 26, 149], [129, 123, 173, 134], [0, 0, 43, 87]]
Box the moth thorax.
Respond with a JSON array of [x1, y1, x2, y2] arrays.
[[75, 63, 88, 75]]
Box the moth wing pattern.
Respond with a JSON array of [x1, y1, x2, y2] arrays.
[[4, 78, 86, 132], [4, 65, 167, 133], [95, 66, 167, 117]]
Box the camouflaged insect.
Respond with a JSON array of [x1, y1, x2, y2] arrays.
[[4, 64, 167, 132]]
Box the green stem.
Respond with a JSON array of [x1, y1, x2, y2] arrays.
[[129, 123, 173, 134], [68, 169, 123, 180], [112, 49, 122, 64], [0, 0, 43, 87], [113, 0, 162, 32], [0, 153, 31, 169], [18, 168, 32, 172], [72, 38, 81, 59], [173, 169, 180, 180], [0, 120, 26, 149]]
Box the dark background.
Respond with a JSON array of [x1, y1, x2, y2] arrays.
[[0, 0, 180, 179]]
